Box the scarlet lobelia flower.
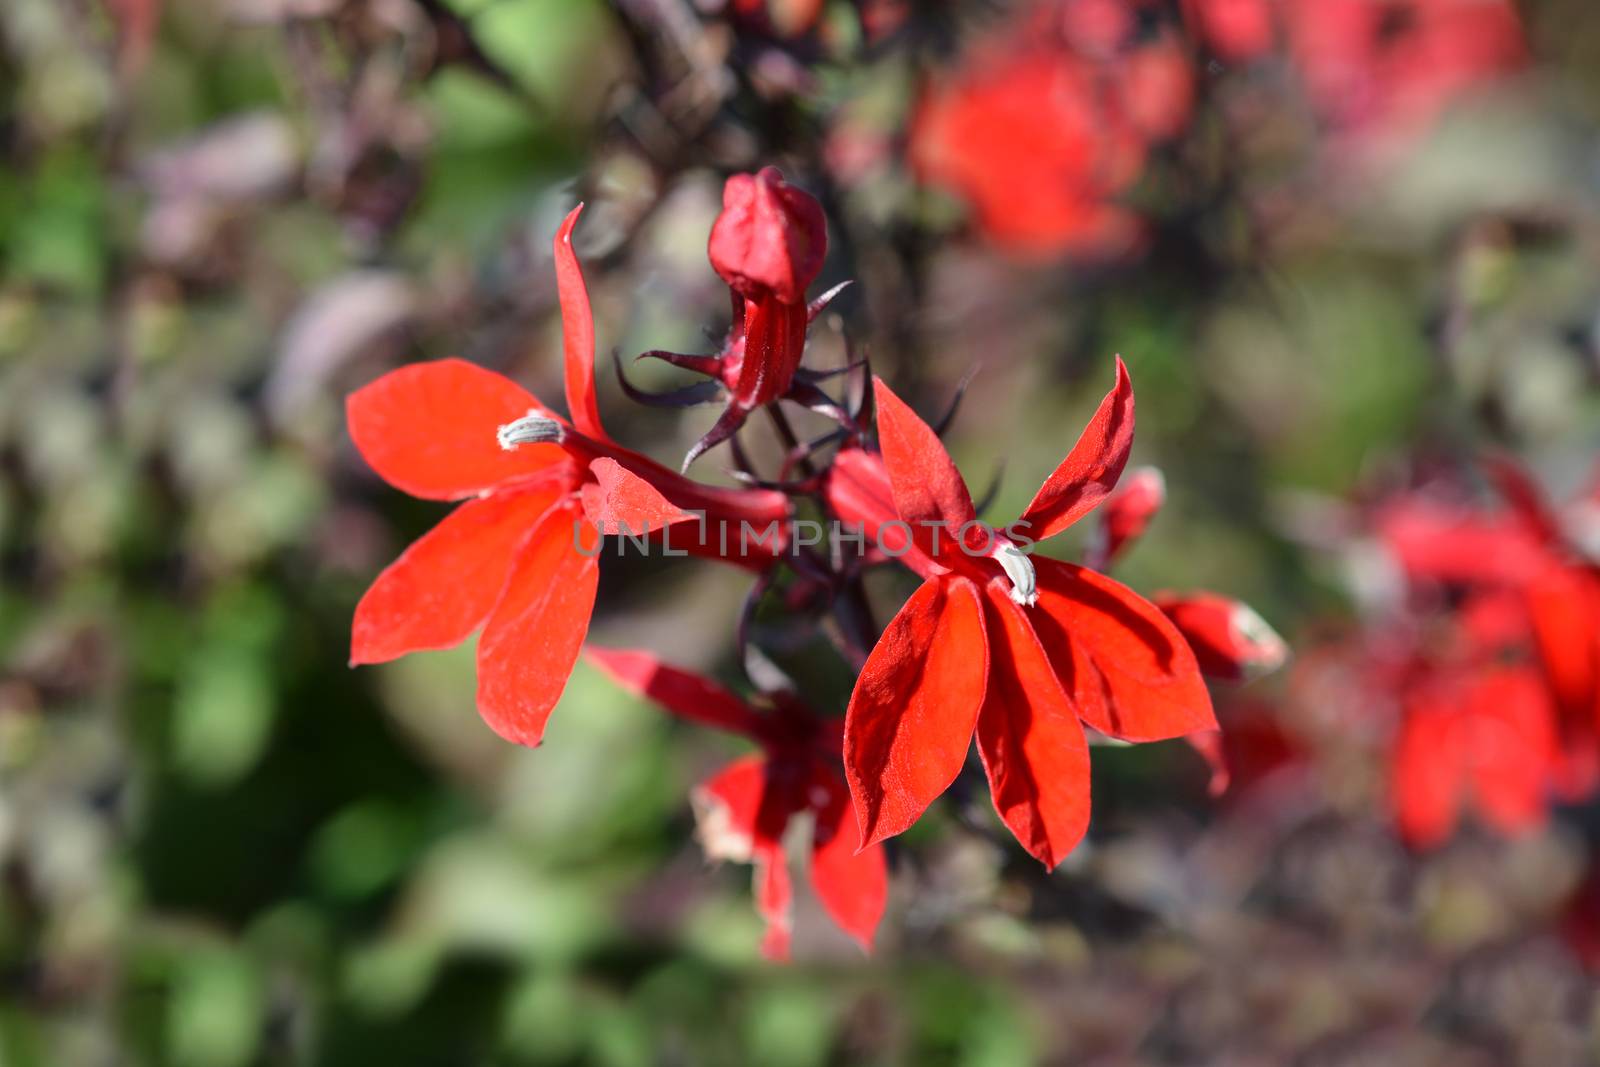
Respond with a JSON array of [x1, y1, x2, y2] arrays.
[[347, 205, 789, 747], [586, 649, 886, 959], [837, 360, 1215, 868], [909, 0, 1193, 260], [635, 168, 847, 470]]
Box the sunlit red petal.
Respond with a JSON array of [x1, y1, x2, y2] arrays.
[[1464, 667, 1555, 837], [1393, 698, 1464, 850], [871, 377, 977, 564], [475, 504, 599, 745], [755, 851, 794, 961], [347, 359, 565, 500], [975, 584, 1091, 869], [1032, 558, 1215, 741], [691, 755, 779, 861], [351, 487, 562, 666], [807, 767, 887, 952], [1017, 357, 1134, 543], [579, 457, 692, 535], [845, 577, 988, 847], [586, 648, 767, 739], [554, 205, 607, 442]]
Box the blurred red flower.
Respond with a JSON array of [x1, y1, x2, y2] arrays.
[[347, 207, 789, 746], [838, 360, 1214, 867], [588, 649, 887, 959], [909, 0, 1193, 259]]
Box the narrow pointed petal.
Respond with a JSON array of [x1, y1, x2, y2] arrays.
[[351, 487, 562, 665], [975, 583, 1091, 869], [808, 767, 887, 952], [580, 457, 692, 535], [844, 577, 988, 848], [475, 504, 599, 746], [1393, 701, 1463, 850], [755, 852, 794, 961], [554, 204, 607, 442], [347, 359, 564, 499], [1153, 593, 1288, 682], [1017, 357, 1134, 542], [871, 377, 977, 562], [585, 648, 768, 739], [1464, 667, 1555, 838], [682, 403, 752, 472], [1031, 558, 1215, 741]]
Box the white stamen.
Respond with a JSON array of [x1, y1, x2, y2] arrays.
[[992, 539, 1038, 607], [496, 411, 565, 451]]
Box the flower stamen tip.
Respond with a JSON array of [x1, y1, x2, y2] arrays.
[[496, 411, 565, 451], [992, 540, 1038, 607]]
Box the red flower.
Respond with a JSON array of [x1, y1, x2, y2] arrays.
[[840, 360, 1214, 867], [348, 206, 790, 747], [909, 1, 1193, 260], [1153, 593, 1290, 683], [1180, 0, 1275, 62], [586, 649, 887, 959], [1392, 662, 1556, 849], [1283, 0, 1525, 139], [1084, 465, 1165, 571], [639, 168, 845, 469]]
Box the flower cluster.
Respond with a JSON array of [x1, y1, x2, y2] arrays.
[[348, 169, 1280, 957], [907, 0, 1525, 258], [1302, 459, 1600, 849]]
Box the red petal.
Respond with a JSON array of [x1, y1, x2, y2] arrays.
[[871, 377, 977, 562], [1153, 592, 1288, 682], [579, 457, 692, 535], [1085, 465, 1164, 571], [974, 584, 1091, 869], [691, 755, 783, 860], [1464, 667, 1554, 838], [755, 851, 794, 961], [808, 767, 887, 952], [475, 504, 599, 745], [844, 577, 989, 847], [1017, 357, 1134, 542], [708, 167, 827, 305], [347, 359, 565, 499], [1032, 558, 1216, 741], [1393, 697, 1463, 850], [554, 205, 607, 442], [586, 648, 767, 739], [351, 487, 562, 665]]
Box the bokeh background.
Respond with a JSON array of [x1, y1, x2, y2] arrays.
[[6, 0, 1600, 1063]]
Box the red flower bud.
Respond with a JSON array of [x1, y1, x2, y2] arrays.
[[708, 167, 827, 305]]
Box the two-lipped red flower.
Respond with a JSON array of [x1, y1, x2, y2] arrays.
[[348, 206, 789, 746], [835, 360, 1215, 868], [587, 649, 886, 959], [909, 0, 1193, 259], [638, 168, 845, 469]]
